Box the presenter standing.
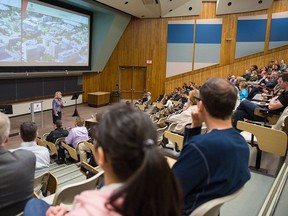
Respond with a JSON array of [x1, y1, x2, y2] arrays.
[[52, 91, 64, 126]]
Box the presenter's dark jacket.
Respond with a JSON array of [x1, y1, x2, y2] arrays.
[[0, 147, 36, 216]]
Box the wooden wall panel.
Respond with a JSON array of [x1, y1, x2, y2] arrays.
[[82, 0, 288, 102]]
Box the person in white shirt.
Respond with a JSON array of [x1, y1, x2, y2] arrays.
[[167, 89, 199, 135], [16, 122, 50, 176], [163, 95, 173, 110]]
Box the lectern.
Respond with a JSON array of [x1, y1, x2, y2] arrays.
[[71, 93, 80, 117]]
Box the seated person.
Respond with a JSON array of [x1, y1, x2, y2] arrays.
[[233, 73, 288, 129], [46, 120, 69, 144], [162, 95, 173, 110], [64, 117, 89, 162], [24, 104, 182, 216], [172, 78, 251, 215], [0, 113, 36, 216], [167, 89, 199, 135], [239, 82, 248, 101], [135, 92, 151, 105], [14, 122, 50, 176]]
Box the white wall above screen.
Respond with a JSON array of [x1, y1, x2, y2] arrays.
[[96, 0, 202, 18], [216, 0, 274, 15], [96, 0, 161, 18], [160, 0, 202, 18]]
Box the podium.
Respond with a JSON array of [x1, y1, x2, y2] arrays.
[[88, 92, 111, 107], [71, 93, 80, 117], [30, 101, 43, 128]]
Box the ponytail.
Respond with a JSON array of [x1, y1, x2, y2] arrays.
[[108, 141, 182, 216], [94, 104, 182, 216]]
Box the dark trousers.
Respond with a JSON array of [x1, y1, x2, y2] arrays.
[[233, 99, 265, 129]]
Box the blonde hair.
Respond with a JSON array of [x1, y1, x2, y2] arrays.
[[54, 91, 62, 98], [0, 112, 10, 145], [189, 89, 199, 106], [75, 117, 85, 126], [240, 82, 248, 89]]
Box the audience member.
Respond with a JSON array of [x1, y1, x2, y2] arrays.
[[46, 120, 69, 144], [0, 113, 36, 216], [24, 104, 182, 216], [167, 90, 199, 135], [163, 95, 173, 110], [52, 91, 64, 126], [233, 73, 288, 129], [264, 71, 279, 90], [15, 122, 50, 176], [280, 59, 287, 71], [172, 78, 251, 215], [65, 117, 89, 162], [239, 82, 248, 101], [136, 92, 151, 105], [46, 119, 69, 164], [249, 70, 258, 81]]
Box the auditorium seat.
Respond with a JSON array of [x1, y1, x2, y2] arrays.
[[189, 186, 245, 216], [237, 121, 287, 175], [42, 170, 104, 211]]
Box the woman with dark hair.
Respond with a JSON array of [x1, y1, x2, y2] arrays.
[[24, 104, 182, 216]]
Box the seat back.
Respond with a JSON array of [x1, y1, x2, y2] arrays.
[[52, 170, 104, 206], [157, 116, 168, 128], [43, 140, 58, 155], [164, 131, 184, 151], [61, 142, 79, 161], [237, 121, 287, 156], [167, 122, 178, 132], [36, 137, 46, 147], [272, 106, 288, 130], [34, 172, 58, 197], [34, 172, 50, 196], [156, 126, 168, 145], [254, 108, 280, 125], [190, 186, 244, 216], [83, 140, 95, 153], [135, 103, 146, 111]]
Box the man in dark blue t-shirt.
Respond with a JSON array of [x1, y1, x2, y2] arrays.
[[172, 78, 251, 216]]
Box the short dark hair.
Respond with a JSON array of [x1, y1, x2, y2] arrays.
[[20, 122, 37, 142], [280, 72, 288, 82], [55, 119, 62, 128], [200, 78, 237, 120]]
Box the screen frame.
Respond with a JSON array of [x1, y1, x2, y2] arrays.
[[0, 0, 93, 73]]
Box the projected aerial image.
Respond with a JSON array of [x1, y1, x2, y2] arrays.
[[0, 1, 21, 63], [22, 2, 89, 66], [0, 0, 90, 67]]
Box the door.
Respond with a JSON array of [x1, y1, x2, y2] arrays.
[[119, 66, 146, 102]]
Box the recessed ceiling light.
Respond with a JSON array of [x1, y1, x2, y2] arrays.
[[258, 0, 263, 4], [124, 1, 128, 4], [189, 7, 192, 11], [169, 9, 173, 12], [228, 2, 232, 6]]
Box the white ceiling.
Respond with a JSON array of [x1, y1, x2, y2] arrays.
[[93, 0, 274, 18]]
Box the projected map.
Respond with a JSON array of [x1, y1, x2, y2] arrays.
[[0, 0, 90, 67]]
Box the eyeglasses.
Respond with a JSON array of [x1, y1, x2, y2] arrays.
[[194, 96, 201, 101]]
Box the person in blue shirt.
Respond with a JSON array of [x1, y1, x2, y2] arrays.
[[172, 78, 251, 216], [239, 82, 249, 101]]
